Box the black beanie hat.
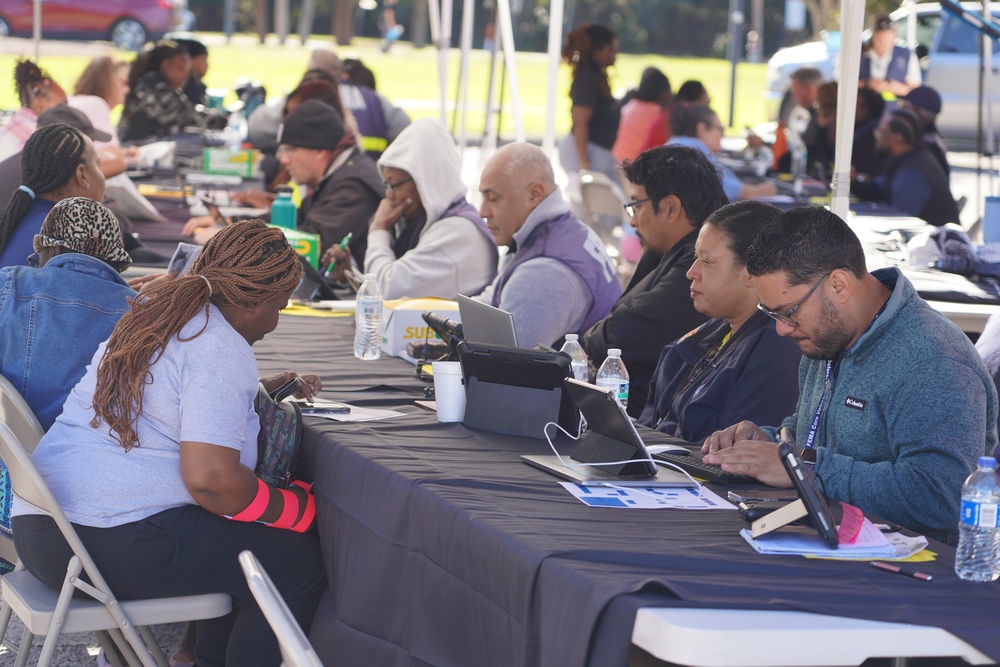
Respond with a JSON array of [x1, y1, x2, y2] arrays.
[[277, 99, 346, 150]]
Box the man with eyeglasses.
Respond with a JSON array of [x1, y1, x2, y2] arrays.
[[703, 207, 996, 543], [581, 145, 728, 417]]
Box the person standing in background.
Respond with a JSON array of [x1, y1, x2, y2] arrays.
[[0, 60, 67, 162], [613, 67, 671, 164], [860, 13, 922, 98], [558, 23, 621, 184]]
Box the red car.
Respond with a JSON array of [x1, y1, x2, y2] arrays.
[[0, 0, 189, 51]]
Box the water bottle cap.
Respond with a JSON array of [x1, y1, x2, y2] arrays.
[[979, 456, 997, 468], [275, 185, 293, 197], [565, 334, 578, 341], [608, 348, 621, 357]]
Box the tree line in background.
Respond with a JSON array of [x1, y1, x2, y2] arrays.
[[188, 0, 900, 58]]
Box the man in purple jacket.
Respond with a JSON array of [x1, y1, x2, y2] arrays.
[[473, 142, 621, 348]]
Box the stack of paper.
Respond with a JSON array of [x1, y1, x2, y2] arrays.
[[740, 522, 928, 560]]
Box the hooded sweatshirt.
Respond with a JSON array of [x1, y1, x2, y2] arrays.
[[365, 118, 497, 299]]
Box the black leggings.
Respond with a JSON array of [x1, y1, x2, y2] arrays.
[[12, 505, 326, 667]]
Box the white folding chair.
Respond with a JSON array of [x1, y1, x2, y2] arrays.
[[0, 419, 232, 667], [238, 550, 324, 667], [0, 375, 42, 568], [578, 170, 629, 245]]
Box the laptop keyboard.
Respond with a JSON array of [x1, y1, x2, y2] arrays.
[[651, 451, 755, 484]]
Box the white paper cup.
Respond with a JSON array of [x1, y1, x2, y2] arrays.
[[432, 361, 466, 423]]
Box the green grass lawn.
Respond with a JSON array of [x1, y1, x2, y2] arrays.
[[0, 35, 769, 138]]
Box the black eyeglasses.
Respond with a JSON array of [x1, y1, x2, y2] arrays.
[[27, 252, 40, 268], [623, 196, 655, 218], [757, 272, 831, 328], [383, 176, 413, 195]]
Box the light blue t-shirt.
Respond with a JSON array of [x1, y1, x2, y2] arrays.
[[13, 304, 260, 527], [665, 135, 743, 202]]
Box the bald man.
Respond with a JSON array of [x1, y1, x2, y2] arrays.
[[473, 143, 621, 348]]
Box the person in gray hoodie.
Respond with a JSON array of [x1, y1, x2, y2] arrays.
[[703, 207, 997, 543], [322, 118, 496, 299]]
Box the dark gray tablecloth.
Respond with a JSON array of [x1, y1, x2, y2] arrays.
[[253, 314, 1000, 667]]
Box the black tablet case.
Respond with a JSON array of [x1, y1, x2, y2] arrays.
[[456, 341, 576, 439]]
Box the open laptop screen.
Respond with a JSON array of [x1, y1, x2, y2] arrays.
[[456, 294, 518, 347]]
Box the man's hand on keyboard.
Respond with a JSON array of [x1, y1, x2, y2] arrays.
[[703, 441, 792, 488], [701, 420, 769, 454]]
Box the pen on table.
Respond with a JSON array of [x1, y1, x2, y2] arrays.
[[323, 232, 353, 277], [870, 561, 933, 582]]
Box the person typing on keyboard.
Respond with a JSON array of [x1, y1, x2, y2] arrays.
[[702, 207, 997, 543], [638, 201, 801, 442]]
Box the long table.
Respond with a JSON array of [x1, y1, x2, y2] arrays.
[[254, 314, 1000, 667]]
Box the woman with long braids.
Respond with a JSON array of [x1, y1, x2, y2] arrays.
[[118, 41, 205, 142], [0, 59, 67, 162], [0, 123, 105, 268], [11, 221, 327, 667], [558, 23, 621, 184]]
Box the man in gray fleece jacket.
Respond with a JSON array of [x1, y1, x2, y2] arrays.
[[704, 207, 998, 542]]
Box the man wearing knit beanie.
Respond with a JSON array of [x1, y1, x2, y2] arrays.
[[277, 99, 383, 268]]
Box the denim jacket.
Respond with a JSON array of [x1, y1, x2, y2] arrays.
[[0, 253, 135, 430]]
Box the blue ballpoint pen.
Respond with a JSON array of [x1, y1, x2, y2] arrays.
[[323, 232, 353, 277]]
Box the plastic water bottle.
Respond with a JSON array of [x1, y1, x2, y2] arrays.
[[955, 456, 1000, 582], [353, 275, 383, 361], [226, 108, 247, 148], [790, 138, 808, 177], [560, 334, 589, 382], [595, 348, 629, 410], [270, 186, 297, 230]]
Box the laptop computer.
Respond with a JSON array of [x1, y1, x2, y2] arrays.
[[456, 294, 518, 347], [522, 378, 697, 488]]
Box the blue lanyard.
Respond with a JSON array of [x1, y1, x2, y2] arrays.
[[802, 292, 891, 451], [804, 360, 835, 451]]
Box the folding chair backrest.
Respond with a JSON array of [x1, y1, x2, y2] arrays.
[[0, 420, 116, 597], [579, 171, 628, 223], [0, 375, 44, 454], [238, 550, 324, 667]]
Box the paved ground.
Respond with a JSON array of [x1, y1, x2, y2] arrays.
[[0, 616, 186, 666]]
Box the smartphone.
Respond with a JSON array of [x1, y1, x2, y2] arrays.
[[268, 377, 300, 403], [727, 489, 799, 504], [301, 404, 351, 415], [738, 501, 790, 523]]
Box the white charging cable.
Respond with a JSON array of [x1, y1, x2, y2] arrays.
[[541, 421, 703, 492]]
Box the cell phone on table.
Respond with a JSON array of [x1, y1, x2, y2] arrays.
[[727, 489, 799, 504], [301, 404, 351, 415], [268, 377, 300, 403]]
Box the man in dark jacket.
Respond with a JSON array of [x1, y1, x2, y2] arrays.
[[277, 99, 383, 266], [851, 108, 958, 227], [581, 145, 728, 417]]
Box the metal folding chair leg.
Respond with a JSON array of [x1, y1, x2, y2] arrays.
[[137, 624, 171, 667], [36, 556, 84, 666], [14, 627, 33, 667]]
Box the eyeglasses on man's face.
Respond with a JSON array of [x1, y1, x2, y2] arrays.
[[623, 196, 656, 219], [383, 176, 413, 195], [27, 252, 40, 268], [757, 272, 832, 328]]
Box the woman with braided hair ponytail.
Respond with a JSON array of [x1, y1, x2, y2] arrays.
[[0, 122, 105, 267], [12, 220, 328, 667], [0, 59, 67, 162]]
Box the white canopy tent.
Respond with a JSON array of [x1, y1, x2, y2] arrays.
[[831, 0, 866, 222]]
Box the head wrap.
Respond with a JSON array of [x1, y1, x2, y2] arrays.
[[33, 197, 132, 272]]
